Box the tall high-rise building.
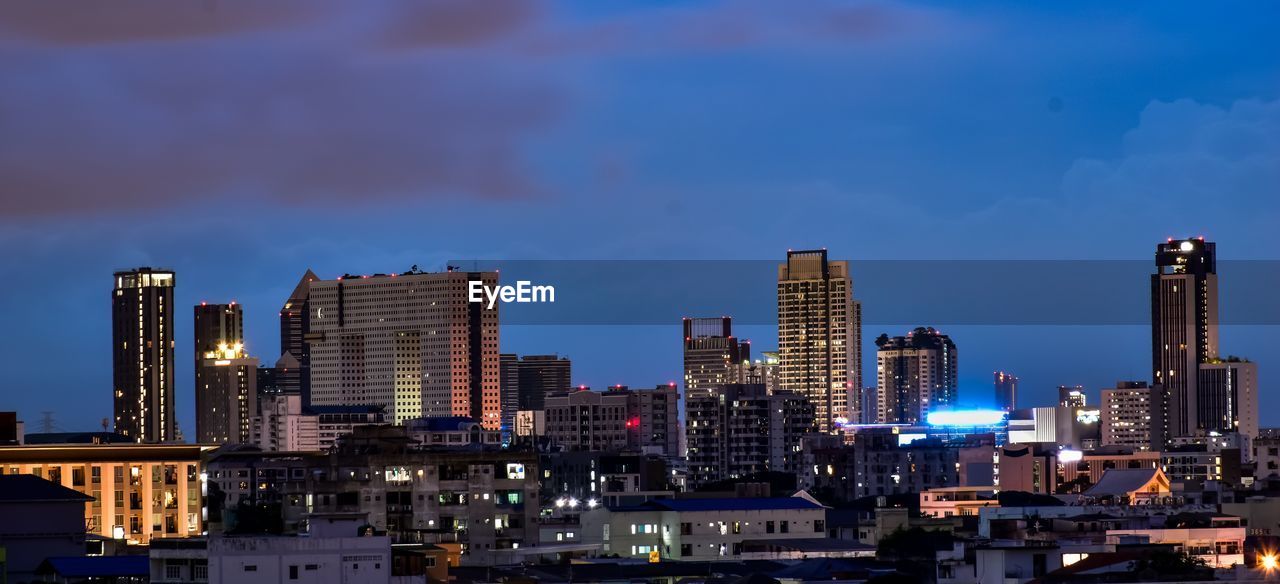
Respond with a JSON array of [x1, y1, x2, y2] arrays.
[[112, 268, 177, 443], [306, 269, 500, 429], [1058, 385, 1087, 408], [994, 371, 1018, 411], [194, 303, 258, 444], [682, 317, 749, 398], [777, 249, 862, 431], [1197, 359, 1259, 442], [685, 384, 814, 487], [874, 327, 957, 425], [1101, 381, 1160, 451], [1152, 237, 1219, 440], [279, 270, 318, 403]]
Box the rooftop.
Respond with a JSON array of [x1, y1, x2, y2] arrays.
[[619, 497, 824, 513]]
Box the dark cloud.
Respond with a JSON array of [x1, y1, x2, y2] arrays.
[[0, 0, 325, 44], [380, 0, 544, 49]]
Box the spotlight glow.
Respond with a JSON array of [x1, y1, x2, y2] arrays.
[[926, 409, 1007, 426]]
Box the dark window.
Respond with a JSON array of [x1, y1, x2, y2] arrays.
[[289, 566, 298, 580], [245, 565, 258, 572]]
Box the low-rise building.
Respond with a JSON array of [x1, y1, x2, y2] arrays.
[[920, 486, 999, 518], [0, 442, 212, 545], [585, 493, 828, 561], [205, 426, 539, 566]]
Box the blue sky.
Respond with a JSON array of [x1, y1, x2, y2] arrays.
[[0, 1, 1277, 434]]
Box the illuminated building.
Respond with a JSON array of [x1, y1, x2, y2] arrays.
[[994, 371, 1018, 411], [801, 428, 996, 502], [777, 249, 862, 432], [0, 443, 212, 545], [874, 327, 957, 425], [1101, 381, 1160, 451], [742, 351, 780, 394], [1057, 385, 1087, 408], [206, 426, 538, 566], [543, 385, 679, 456], [1152, 238, 1218, 441], [112, 267, 177, 443], [194, 303, 258, 444], [685, 384, 814, 487], [1197, 359, 1258, 443], [923, 409, 1009, 446], [306, 269, 500, 428], [682, 317, 750, 398]]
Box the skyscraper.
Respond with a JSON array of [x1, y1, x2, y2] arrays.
[[874, 327, 957, 425], [306, 269, 501, 429], [279, 269, 318, 403], [777, 249, 862, 431], [994, 371, 1018, 411], [194, 303, 258, 444], [1152, 237, 1218, 440], [682, 317, 749, 398], [111, 268, 177, 443]]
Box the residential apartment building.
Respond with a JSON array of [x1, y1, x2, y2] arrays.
[[777, 249, 862, 431], [682, 317, 750, 397], [1101, 381, 1160, 451], [584, 494, 827, 561], [543, 385, 680, 456], [205, 426, 538, 566], [112, 267, 178, 443], [685, 384, 814, 487], [875, 327, 957, 425]]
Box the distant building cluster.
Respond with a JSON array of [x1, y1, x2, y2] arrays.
[[0, 239, 1272, 583]]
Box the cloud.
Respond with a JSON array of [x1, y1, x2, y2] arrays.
[[0, 0, 326, 45], [0, 0, 565, 216], [1061, 98, 1280, 221]]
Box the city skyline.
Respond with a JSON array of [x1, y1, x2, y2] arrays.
[[2, 1, 1279, 436]]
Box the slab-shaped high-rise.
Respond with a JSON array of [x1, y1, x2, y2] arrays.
[[1151, 238, 1219, 440], [194, 302, 258, 444], [306, 269, 500, 429], [112, 268, 177, 443], [777, 250, 861, 431]]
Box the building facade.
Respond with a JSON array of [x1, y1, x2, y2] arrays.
[[1101, 381, 1160, 451], [682, 317, 749, 397], [250, 393, 320, 452], [0, 443, 211, 545], [195, 303, 257, 444], [685, 384, 814, 487], [205, 427, 539, 566], [875, 327, 958, 425], [279, 270, 318, 402], [1196, 359, 1258, 443], [1152, 238, 1219, 441], [306, 269, 500, 428], [112, 267, 178, 443], [777, 249, 862, 431], [543, 386, 680, 456]]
